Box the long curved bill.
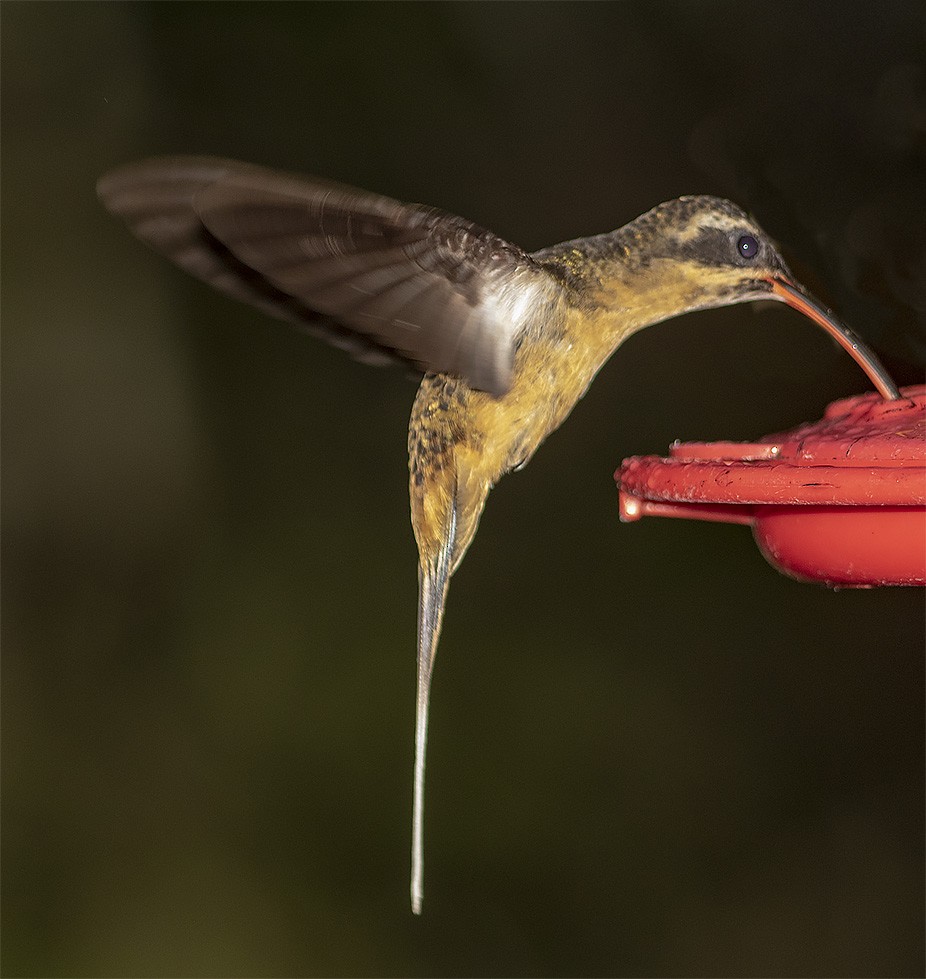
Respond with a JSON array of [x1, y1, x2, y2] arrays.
[[766, 277, 901, 401]]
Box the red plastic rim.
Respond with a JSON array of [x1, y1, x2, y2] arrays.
[[616, 386, 925, 587]]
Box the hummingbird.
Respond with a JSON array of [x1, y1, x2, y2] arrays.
[[97, 156, 899, 914]]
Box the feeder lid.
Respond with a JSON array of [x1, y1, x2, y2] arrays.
[[616, 385, 925, 587]]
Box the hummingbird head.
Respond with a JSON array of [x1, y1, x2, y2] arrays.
[[599, 195, 898, 399], [614, 194, 795, 307]]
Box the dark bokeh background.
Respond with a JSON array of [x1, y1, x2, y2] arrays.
[[3, 3, 924, 976]]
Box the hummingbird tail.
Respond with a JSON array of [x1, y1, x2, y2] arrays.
[[411, 500, 457, 916]]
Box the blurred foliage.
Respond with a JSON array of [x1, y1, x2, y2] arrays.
[[2, 2, 924, 976]]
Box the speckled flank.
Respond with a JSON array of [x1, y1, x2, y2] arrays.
[[408, 375, 467, 489]]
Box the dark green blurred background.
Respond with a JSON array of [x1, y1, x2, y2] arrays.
[[3, 3, 924, 976]]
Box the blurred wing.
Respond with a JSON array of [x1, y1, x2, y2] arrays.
[[97, 156, 557, 395]]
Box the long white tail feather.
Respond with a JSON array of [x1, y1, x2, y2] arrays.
[[411, 502, 456, 915]]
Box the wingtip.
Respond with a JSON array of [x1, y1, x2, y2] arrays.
[[95, 155, 241, 211]]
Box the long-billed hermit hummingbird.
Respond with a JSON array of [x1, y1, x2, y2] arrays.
[[97, 156, 899, 914]]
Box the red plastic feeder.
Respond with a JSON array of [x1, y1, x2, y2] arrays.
[[616, 385, 926, 587]]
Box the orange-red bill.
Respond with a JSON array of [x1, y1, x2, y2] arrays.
[[767, 277, 900, 400]]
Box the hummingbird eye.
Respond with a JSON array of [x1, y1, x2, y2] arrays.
[[737, 234, 760, 260]]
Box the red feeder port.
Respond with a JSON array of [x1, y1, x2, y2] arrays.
[[616, 386, 926, 587]]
